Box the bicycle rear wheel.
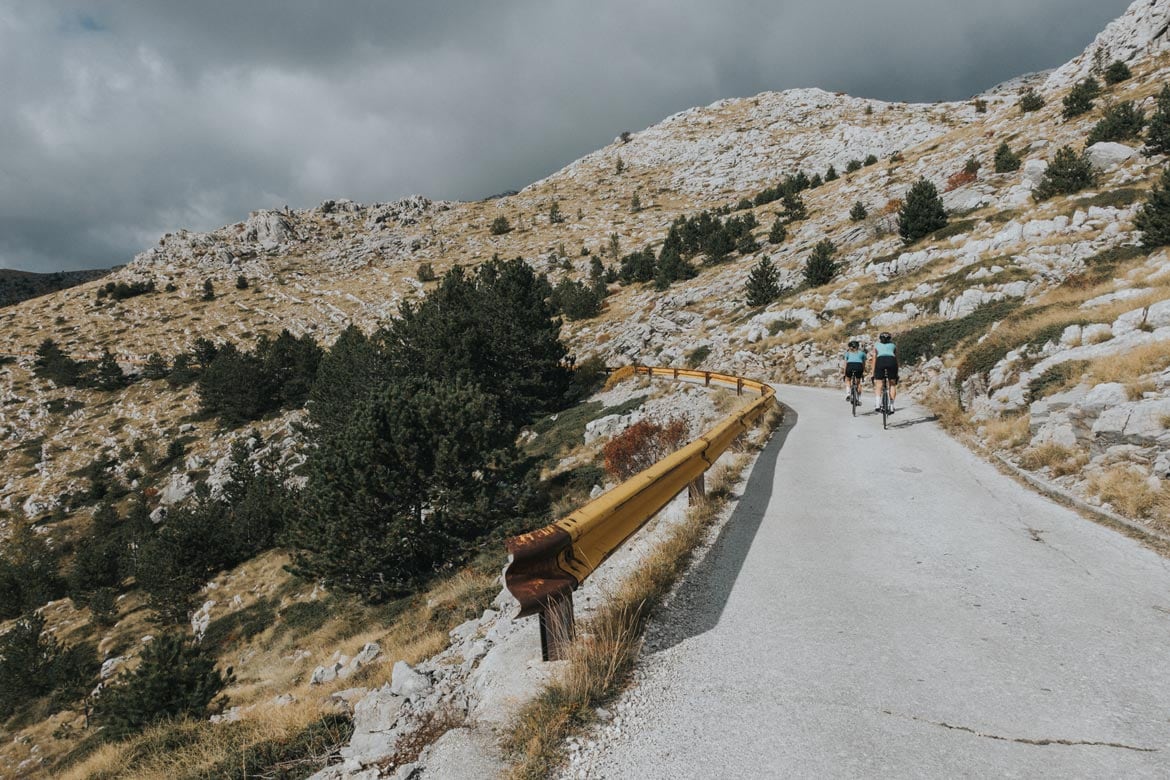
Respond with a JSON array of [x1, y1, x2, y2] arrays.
[[881, 383, 889, 429], [850, 381, 858, 417]]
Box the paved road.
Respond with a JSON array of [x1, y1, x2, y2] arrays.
[[572, 385, 1170, 779]]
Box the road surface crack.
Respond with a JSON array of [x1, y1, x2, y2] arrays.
[[882, 710, 1157, 752]]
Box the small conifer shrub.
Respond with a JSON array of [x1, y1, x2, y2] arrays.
[[1087, 101, 1144, 145], [235, 275, 248, 290], [1019, 88, 1044, 112], [1033, 145, 1096, 201], [489, 216, 511, 235], [1135, 166, 1170, 248], [94, 633, 231, 739], [1062, 77, 1100, 119], [1103, 59, 1132, 85], [864, 154, 878, 166], [898, 178, 948, 244], [849, 201, 867, 222], [1145, 85, 1170, 156], [745, 256, 782, 307], [825, 165, 838, 182], [768, 217, 787, 244], [845, 159, 863, 173], [201, 279, 215, 301], [417, 262, 437, 282], [803, 239, 838, 287], [993, 142, 1021, 173]]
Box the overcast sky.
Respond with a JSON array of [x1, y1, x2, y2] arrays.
[[0, 0, 1133, 272]]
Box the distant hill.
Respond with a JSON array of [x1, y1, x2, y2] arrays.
[[0, 267, 112, 308]]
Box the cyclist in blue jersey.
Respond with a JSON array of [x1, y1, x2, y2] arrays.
[[870, 331, 899, 413], [842, 340, 867, 401]]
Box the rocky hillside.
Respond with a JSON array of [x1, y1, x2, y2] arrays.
[[5, 0, 1170, 775]]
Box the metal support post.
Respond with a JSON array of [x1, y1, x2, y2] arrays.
[[538, 592, 575, 662], [688, 474, 706, 505]]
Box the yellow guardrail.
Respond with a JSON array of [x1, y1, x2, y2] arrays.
[[504, 366, 775, 660]]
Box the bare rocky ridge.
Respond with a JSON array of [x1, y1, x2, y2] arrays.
[[5, 0, 1170, 775]]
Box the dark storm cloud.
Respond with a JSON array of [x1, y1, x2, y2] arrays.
[[0, 0, 1133, 271]]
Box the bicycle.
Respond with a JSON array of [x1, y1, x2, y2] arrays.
[[848, 374, 862, 417], [877, 368, 892, 429]]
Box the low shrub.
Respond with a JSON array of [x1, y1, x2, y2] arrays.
[[602, 418, 690, 481]]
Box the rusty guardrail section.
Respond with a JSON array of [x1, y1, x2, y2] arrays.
[[504, 366, 775, 660]]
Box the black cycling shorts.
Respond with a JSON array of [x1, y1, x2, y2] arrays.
[[873, 356, 898, 383], [844, 362, 864, 379]]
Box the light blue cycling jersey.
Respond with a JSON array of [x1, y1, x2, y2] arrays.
[[844, 349, 866, 363], [875, 342, 896, 358]]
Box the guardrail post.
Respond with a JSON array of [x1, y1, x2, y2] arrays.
[[736, 377, 744, 396], [688, 474, 706, 505], [538, 593, 575, 662], [704, 372, 711, 387]]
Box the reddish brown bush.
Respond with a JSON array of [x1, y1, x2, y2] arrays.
[[945, 169, 978, 191], [882, 198, 903, 215], [602, 417, 690, 481]]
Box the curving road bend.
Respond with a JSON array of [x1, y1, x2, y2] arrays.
[[569, 385, 1170, 779]]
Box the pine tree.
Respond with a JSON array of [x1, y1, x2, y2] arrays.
[[1033, 145, 1096, 201], [897, 178, 948, 244], [745, 256, 782, 307], [94, 633, 231, 739], [386, 258, 572, 429], [630, 192, 641, 212], [289, 376, 541, 600], [864, 154, 878, 166], [825, 165, 839, 181], [1135, 166, 1170, 248], [235, 275, 249, 290], [803, 239, 838, 287], [1103, 59, 1132, 85], [736, 231, 758, 255], [94, 349, 125, 391], [849, 201, 867, 222], [615, 155, 625, 174], [549, 202, 564, 224], [1019, 88, 1045, 113], [809, 173, 823, 188], [1087, 101, 1144, 144], [845, 159, 862, 173], [782, 192, 807, 221], [201, 279, 215, 301], [768, 217, 787, 244], [994, 142, 1022, 173], [143, 352, 169, 380], [1144, 85, 1170, 156], [655, 231, 695, 289], [489, 216, 511, 235], [1063, 77, 1100, 119]]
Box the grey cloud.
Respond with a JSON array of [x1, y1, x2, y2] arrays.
[[0, 0, 1134, 271]]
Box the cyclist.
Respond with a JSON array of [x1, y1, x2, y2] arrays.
[[842, 339, 866, 401], [870, 331, 899, 413]]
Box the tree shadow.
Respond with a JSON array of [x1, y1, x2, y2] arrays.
[[645, 403, 798, 654]]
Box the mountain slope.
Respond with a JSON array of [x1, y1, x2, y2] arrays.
[[5, 0, 1170, 775]]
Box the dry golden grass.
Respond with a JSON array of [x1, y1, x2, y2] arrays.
[[503, 405, 782, 779], [1019, 442, 1087, 477], [54, 561, 499, 780], [1088, 466, 1158, 518], [1085, 339, 1170, 399], [921, 387, 971, 434], [984, 414, 1032, 451]]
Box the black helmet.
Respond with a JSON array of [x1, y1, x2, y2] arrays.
[[847, 340, 859, 349], [879, 332, 892, 343]]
